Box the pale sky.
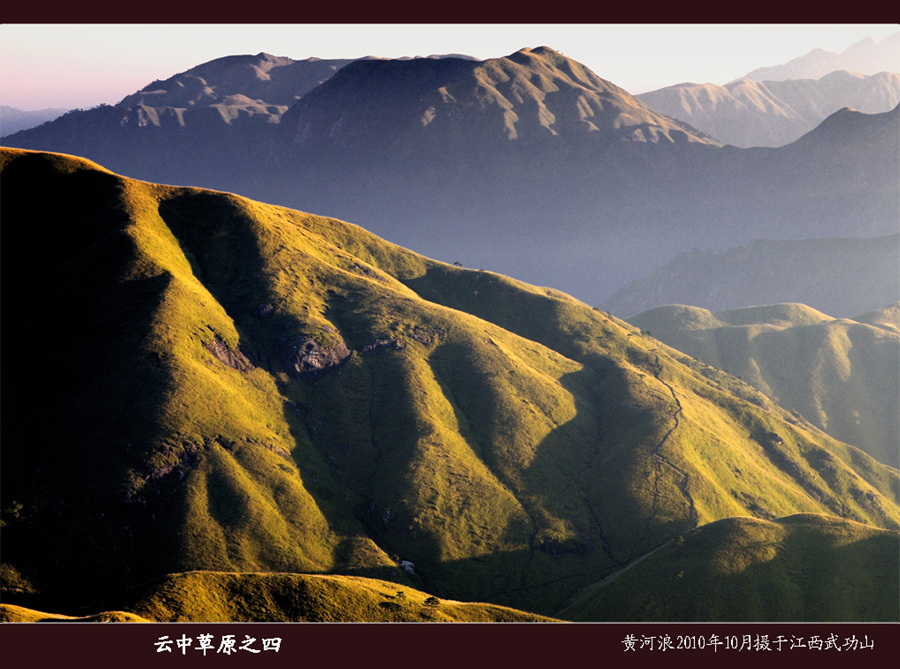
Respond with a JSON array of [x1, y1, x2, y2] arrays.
[[1, 23, 898, 110]]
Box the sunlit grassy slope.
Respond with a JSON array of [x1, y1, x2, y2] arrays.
[[629, 303, 900, 467], [0, 604, 151, 623], [1, 148, 898, 621], [1, 572, 556, 622]]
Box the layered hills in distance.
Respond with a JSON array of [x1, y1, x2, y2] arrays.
[[628, 302, 899, 467], [601, 234, 900, 319], [0, 106, 69, 137], [637, 70, 900, 148], [4, 46, 897, 307], [739, 33, 900, 83], [1, 147, 897, 622]]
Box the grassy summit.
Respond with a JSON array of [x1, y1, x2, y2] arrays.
[[1, 147, 897, 621]]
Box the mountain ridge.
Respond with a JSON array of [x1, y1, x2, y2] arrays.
[[637, 70, 900, 147], [738, 33, 900, 82], [3, 47, 896, 305]]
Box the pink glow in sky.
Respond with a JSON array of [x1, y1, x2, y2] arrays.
[[1, 23, 898, 111]]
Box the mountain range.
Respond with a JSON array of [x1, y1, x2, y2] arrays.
[[0, 53, 357, 196], [250, 48, 899, 306], [2, 38, 898, 623], [0, 106, 69, 137], [637, 70, 900, 147], [4, 46, 897, 307], [1, 147, 897, 622], [738, 33, 900, 83]]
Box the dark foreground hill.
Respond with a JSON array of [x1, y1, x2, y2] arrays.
[[560, 514, 899, 622], [628, 303, 900, 467], [1, 148, 897, 622]]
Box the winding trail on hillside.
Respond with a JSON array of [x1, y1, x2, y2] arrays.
[[639, 352, 698, 549]]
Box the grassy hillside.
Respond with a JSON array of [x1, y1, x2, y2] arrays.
[[1, 572, 556, 622], [0, 604, 151, 623], [629, 303, 900, 467], [2, 148, 898, 621], [854, 302, 900, 335], [559, 514, 900, 621]]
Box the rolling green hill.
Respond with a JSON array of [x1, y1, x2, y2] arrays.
[[628, 303, 900, 467], [559, 514, 899, 621], [1, 147, 897, 622], [1, 572, 555, 622]]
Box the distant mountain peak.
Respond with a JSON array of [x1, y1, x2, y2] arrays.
[[739, 31, 900, 82], [638, 70, 900, 147]]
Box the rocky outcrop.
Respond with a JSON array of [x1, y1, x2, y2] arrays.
[[204, 335, 255, 372], [280, 335, 351, 381], [358, 337, 404, 354]]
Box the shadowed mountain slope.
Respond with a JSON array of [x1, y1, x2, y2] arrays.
[[559, 514, 899, 622], [601, 234, 900, 319], [628, 303, 900, 467], [1, 148, 897, 621], [638, 71, 900, 147]]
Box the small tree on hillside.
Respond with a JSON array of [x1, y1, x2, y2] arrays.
[[423, 596, 440, 620]]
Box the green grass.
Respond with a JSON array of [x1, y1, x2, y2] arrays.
[[629, 303, 900, 466], [558, 514, 900, 621], [2, 147, 898, 622], [2, 572, 559, 623], [0, 604, 152, 623]]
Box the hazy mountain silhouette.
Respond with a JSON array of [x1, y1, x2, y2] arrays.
[[250, 48, 898, 304], [739, 33, 900, 82], [600, 234, 900, 318], [0, 53, 357, 194], [0, 106, 68, 137], [638, 70, 900, 147]]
